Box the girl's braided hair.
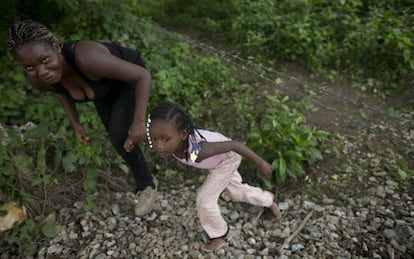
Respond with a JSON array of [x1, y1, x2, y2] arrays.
[[147, 102, 204, 161], [149, 101, 195, 136], [7, 20, 63, 56]]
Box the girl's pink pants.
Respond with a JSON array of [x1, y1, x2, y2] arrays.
[[196, 152, 274, 238]]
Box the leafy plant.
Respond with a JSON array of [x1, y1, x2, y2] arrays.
[[140, 28, 253, 136], [143, 0, 413, 93], [247, 94, 328, 185], [51, 0, 135, 41], [0, 127, 27, 204], [0, 212, 61, 257], [0, 219, 39, 257], [387, 161, 414, 183]]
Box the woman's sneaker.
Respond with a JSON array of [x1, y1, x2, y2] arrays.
[[135, 177, 158, 216]]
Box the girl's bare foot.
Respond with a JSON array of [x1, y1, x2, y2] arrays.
[[270, 202, 282, 221], [201, 237, 226, 252]]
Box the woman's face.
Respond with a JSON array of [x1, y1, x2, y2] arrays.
[[14, 42, 64, 86], [149, 119, 188, 159]]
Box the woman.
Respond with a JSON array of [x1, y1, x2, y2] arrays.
[[7, 20, 157, 216]]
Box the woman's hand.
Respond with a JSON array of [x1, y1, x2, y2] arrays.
[[74, 125, 92, 145], [257, 160, 273, 178], [123, 121, 146, 152]]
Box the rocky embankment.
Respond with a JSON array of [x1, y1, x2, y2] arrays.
[[36, 171, 413, 259]]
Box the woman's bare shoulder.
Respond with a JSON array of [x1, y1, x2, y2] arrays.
[[74, 40, 109, 56]]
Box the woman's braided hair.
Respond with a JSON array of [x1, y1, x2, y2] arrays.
[[7, 20, 62, 56]]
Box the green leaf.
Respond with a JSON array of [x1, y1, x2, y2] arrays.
[[83, 179, 96, 191], [31, 177, 43, 187], [86, 168, 98, 179], [41, 220, 59, 238], [0, 209, 7, 217], [53, 148, 63, 170], [36, 143, 47, 174], [262, 178, 273, 189], [1, 163, 16, 176], [397, 168, 408, 181], [84, 195, 97, 211], [16, 156, 33, 168], [275, 78, 284, 84], [62, 152, 77, 173]]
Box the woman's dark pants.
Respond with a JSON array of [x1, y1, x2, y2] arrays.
[[94, 85, 152, 192]]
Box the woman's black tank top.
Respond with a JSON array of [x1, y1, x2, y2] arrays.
[[53, 41, 145, 102]]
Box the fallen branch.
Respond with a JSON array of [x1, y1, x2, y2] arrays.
[[279, 210, 314, 254]]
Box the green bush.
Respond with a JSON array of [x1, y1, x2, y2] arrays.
[[0, 219, 40, 258], [145, 41, 252, 130], [144, 0, 413, 92], [247, 95, 328, 185], [52, 0, 136, 41]]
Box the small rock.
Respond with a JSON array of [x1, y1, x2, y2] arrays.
[[291, 243, 305, 252], [111, 204, 120, 215], [383, 229, 397, 239]]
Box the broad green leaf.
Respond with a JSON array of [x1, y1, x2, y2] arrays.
[[36, 143, 47, 174], [397, 168, 408, 181], [62, 152, 77, 173], [42, 220, 59, 238], [16, 156, 33, 168]]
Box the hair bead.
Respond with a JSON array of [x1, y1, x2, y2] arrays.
[[146, 115, 153, 149]]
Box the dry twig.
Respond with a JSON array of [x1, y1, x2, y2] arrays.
[[279, 210, 314, 254]]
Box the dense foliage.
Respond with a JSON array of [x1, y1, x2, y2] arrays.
[[141, 0, 413, 93]]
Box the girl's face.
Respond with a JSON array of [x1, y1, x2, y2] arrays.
[[14, 42, 64, 87], [149, 119, 187, 159]]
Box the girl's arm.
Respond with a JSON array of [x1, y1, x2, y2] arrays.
[[54, 93, 91, 144], [198, 141, 272, 177]]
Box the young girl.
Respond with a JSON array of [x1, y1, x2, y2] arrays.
[[147, 102, 281, 252]]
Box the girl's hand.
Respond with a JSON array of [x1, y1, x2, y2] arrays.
[[257, 161, 273, 178], [74, 125, 92, 145], [123, 121, 146, 152]]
